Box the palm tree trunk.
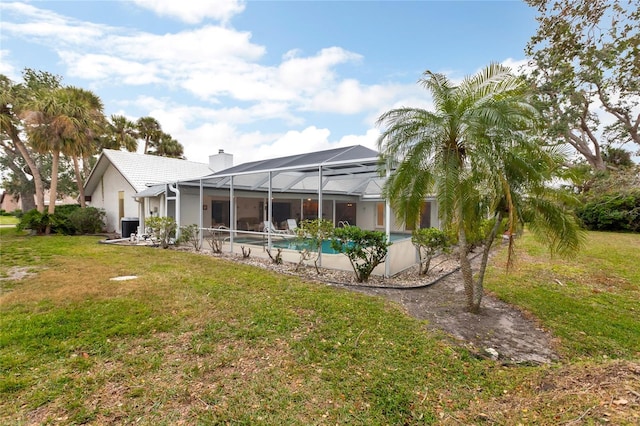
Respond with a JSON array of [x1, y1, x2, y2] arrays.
[[73, 156, 86, 208], [472, 212, 505, 312], [9, 130, 45, 213], [46, 150, 60, 234], [458, 224, 477, 313]]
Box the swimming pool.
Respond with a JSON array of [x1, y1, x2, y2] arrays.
[[268, 233, 411, 254]]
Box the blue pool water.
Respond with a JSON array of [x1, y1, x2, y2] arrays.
[[269, 233, 410, 254]]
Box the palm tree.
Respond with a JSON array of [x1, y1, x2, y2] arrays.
[[103, 114, 138, 152], [136, 116, 161, 154], [25, 86, 104, 218], [377, 63, 583, 313], [149, 132, 184, 158], [58, 87, 105, 208]]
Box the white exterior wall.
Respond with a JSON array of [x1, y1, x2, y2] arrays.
[[86, 164, 138, 233], [179, 189, 201, 228]]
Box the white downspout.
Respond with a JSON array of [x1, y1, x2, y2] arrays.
[[384, 165, 391, 278], [199, 179, 203, 248], [318, 165, 323, 267], [229, 176, 235, 253], [168, 182, 181, 240]]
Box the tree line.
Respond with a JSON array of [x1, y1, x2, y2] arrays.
[[0, 69, 185, 218]]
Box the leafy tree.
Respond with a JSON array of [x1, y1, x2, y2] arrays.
[[603, 146, 634, 169], [411, 227, 451, 275], [377, 63, 583, 313], [331, 226, 391, 283], [0, 145, 37, 212], [0, 70, 61, 212], [525, 0, 640, 170]]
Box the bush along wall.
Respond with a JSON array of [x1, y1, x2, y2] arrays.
[[17, 206, 106, 235]]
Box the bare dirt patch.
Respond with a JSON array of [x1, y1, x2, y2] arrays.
[[0, 266, 37, 281]]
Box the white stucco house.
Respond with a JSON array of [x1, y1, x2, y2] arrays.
[[83, 149, 229, 234], [84, 145, 440, 275]]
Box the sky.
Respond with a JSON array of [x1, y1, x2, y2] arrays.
[[0, 0, 540, 166]]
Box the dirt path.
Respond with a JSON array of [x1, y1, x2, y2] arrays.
[[345, 269, 559, 364]]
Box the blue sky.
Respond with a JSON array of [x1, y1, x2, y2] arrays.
[[1, 0, 539, 165]]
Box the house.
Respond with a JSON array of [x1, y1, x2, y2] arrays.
[[0, 191, 21, 212], [83, 149, 226, 233], [85, 145, 440, 275], [0, 190, 78, 213]]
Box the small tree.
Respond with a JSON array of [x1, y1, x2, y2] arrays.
[[294, 219, 334, 273], [177, 224, 202, 251], [145, 216, 176, 249], [411, 228, 451, 275], [331, 226, 391, 283]]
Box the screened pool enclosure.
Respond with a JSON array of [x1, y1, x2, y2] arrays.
[[143, 145, 439, 277]]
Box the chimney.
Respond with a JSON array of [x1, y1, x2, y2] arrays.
[[209, 149, 233, 172]]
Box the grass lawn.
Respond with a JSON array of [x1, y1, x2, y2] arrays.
[[0, 216, 19, 225], [1, 228, 638, 424]]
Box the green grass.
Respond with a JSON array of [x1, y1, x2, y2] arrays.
[[0, 216, 18, 225], [1, 227, 638, 424], [486, 231, 640, 360]]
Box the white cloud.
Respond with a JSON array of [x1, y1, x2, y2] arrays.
[[0, 50, 18, 80], [308, 79, 402, 114], [58, 52, 163, 84], [501, 57, 534, 76], [109, 26, 264, 63], [132, 0, 246, 24], [1, 2, 111, 45]]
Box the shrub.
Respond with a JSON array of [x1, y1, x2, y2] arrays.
[[68, 207, 106, 234], [577, 192, 640, 232], [331, 226, 391, 282], [146, 216, 177, 249], [294, 219, 334, 273], [176, 224, 202, 251], [411, 228, 451, 275], [17, 209, 49, 234], [16, 205, 102, 235]]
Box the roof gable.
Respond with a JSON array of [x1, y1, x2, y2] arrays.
[[84, 150, 213, 194]]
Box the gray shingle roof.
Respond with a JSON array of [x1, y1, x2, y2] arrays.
[[177, 145, 386, 198], [209, 145, 380, 177], [84, 150, 213, 194]]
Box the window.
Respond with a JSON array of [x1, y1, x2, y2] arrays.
[[118, 191, 124, 222], [376, 202, 385, 227], [336, 202, 356, 226], [420, 202, 432, 228]]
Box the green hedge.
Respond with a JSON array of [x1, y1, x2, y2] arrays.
[[576, 192, 640, 232], [17, 206, 106, 235]]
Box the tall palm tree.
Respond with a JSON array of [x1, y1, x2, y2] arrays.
[[58, 87, 105, 208], [150, 132, 184, 158], [377, 63, 583, 313], [136, 116, 161, 154], [103, 114, 138, 152], [25, 86, 104, 218]]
